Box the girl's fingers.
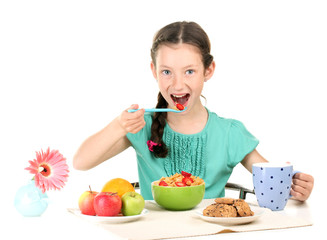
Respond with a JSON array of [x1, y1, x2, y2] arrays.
[[131, 108, 145, 118], [127, 104, 139, 111], [290, 189, 306, 201], [120, 108, 144, 123], [132, 123, 146, 134], [120, 118, 144, 133], [125, 108, 145, 120], [291, 183, 307, 195], [125, 120, 146, 134], [293, 172, 314, 183], [125, 112, 145, 125], [291, 186, 309, 201], [292, 178, 313, 191], [291, 177, 313, 201]]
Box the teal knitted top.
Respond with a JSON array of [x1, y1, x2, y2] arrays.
[[126, 109, 259, 200]]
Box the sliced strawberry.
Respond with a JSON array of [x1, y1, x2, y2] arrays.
[[176, 103, 184, 110], [181, 171, 191, 178], [175, 182, 187, 187], [182, 177, 194, 186], [159, 180, 168, 186]]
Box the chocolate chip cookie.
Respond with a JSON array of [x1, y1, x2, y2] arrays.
[[233, 199, 254, 217], [203, 198, 254, 218], [203, 203, 237, 217], [214, 197, 235, 205]]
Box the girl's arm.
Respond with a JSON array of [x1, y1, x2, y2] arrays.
[[73, 105, 145, 170], [241, 149, 314, 201], [241, 149, 268, 172]]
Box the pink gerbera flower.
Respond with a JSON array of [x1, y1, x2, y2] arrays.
[[25, 148, 69, 193]]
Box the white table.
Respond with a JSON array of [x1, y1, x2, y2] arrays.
[[5, 193, 322, 240]]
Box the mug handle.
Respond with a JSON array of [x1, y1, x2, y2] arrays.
[[289, 170, 301, 198]]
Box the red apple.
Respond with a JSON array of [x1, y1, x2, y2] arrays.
[[78, 186, 98, 216], [94, 192, 122, 216]]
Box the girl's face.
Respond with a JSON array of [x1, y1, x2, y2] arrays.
[[151, 43, 214, 112]]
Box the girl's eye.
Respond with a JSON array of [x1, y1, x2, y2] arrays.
[[162, 70, 171, 75], [186, 69, 194, 75]]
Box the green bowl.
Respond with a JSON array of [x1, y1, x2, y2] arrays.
[[151, 181, 205, 210]]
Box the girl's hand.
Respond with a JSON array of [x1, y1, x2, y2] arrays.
[[118, 104, 146, 134], [291, 173, 314, 201]]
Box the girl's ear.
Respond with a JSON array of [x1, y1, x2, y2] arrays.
[[150, 62, 158, 80], [204, 61, 216, 82]]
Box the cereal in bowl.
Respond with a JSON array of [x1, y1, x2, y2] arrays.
[[157, 171, 204, 187]]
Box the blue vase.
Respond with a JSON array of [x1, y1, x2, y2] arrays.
[[14, 180, 49, 217]]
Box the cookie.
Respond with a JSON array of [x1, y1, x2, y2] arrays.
[[214, 197, 235, 205], [233, 200, 254, 217], [203, 204, 218, 216], [215, 204, 237, 217], [203, 198, 254, 218], [203, 203, 237, 217]]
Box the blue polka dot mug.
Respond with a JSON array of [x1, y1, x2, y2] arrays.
[[252, 163, 299, 211]]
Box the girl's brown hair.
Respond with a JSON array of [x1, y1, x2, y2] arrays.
[[149, 21, 213, 158]]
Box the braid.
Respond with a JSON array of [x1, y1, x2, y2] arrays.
[[150, 92, 168, 158]]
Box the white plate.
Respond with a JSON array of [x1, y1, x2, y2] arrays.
[[75, 209, 149, 223], [194, 206, 265, 225]]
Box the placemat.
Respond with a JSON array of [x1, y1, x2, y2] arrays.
[[68, 199, 312, 240]]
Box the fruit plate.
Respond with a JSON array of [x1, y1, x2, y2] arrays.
[[75, 209, 149, 223], [193, 206, 265, 225]]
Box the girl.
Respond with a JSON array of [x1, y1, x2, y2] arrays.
[[73, 21, 313, 201]]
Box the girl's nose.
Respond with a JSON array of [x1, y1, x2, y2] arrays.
[[172, 75, 184, 90]]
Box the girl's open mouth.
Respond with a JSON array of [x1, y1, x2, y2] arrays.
[[170, 93, 190, 106]]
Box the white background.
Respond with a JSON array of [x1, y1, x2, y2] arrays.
[[1, 0, 326, 239]]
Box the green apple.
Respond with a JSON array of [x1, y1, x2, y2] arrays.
[[121, 191, 145, 216]]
